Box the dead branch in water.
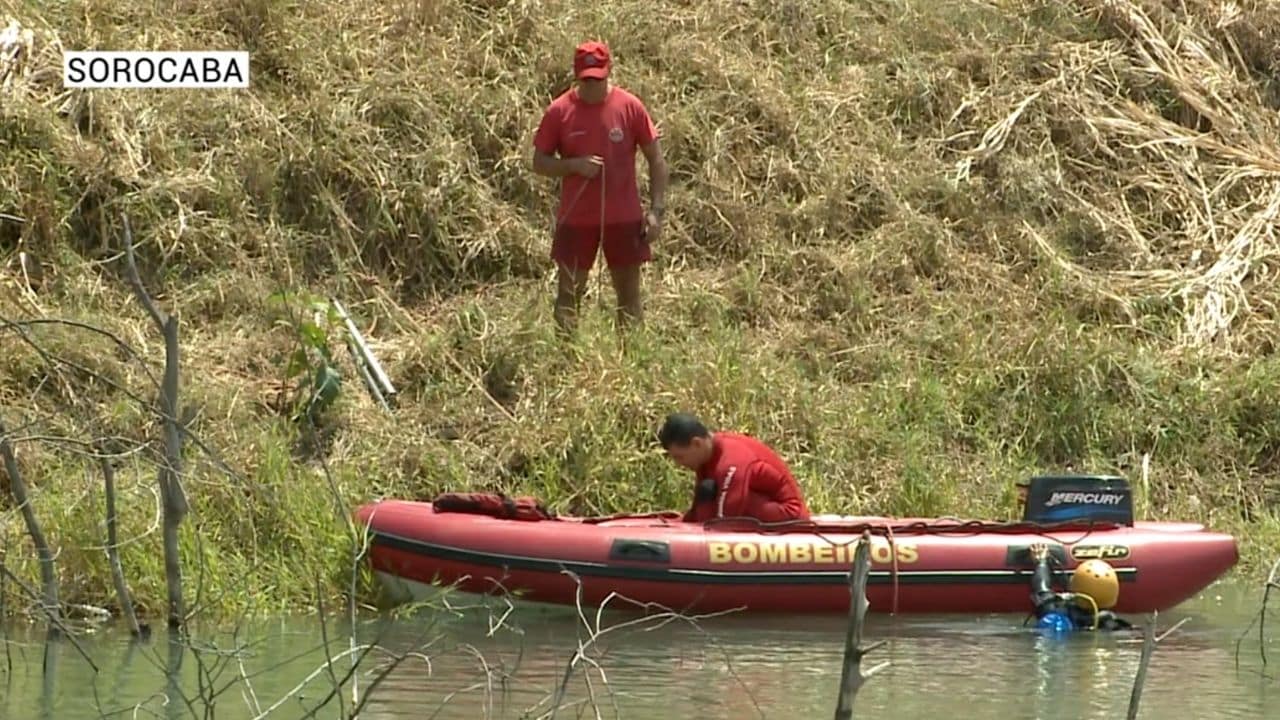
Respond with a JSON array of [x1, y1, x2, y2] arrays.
[[528, 572, 758, 720], [1, 533, 10, 675], [1126, 610, 1190, 720], [834, 530, 890, 720], [120, 212, 190, 633], [0, 417, 60, 629], [1126, 612, 1157, 720], [0, 563, 97, 672], [1234, 555, 1280, 670], [97, 448, 145, 639]]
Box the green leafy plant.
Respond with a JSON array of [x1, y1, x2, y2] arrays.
[[267, 289, 344, 425]]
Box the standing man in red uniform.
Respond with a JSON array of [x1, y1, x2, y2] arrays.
[[531, 40, 669, 335], [657, 413, 812, 523]]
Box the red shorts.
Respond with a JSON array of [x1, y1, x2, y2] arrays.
[[551, 221, 650, 271]]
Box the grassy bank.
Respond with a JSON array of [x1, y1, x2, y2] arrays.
[[2, 0, 1279, 621]]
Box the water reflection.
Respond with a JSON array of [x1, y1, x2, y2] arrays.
[[356, 597, 1275, 720], [0, 579, 1275, 720]]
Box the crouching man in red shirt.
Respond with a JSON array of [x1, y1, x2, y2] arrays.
[[657, 413, 811, 524]]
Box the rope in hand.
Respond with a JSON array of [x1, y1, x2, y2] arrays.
[[597, 159, 606, 310], [549, 156, 608, 317]]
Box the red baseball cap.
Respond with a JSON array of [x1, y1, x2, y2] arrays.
[[573, 40, 610, 80]]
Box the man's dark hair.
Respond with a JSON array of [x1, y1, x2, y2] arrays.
[[657, 413, 710, 448]]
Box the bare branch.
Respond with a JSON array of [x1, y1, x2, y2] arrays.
[[120, 214, 167, 330], [1124, 609, 1193, 718], [0, 314, 245, 487], [313, 575, 345, 719], [0, 564, 96, 672], [1235, 556, 1280, 669], [1, 533, 11, 675], [1156, 617, 1190, 644], [345, 641, 435, 719], [7, 433, 149, 458], [834, 530, 887, 720], [0, 316, 160, 388], [250, 644, 377, 719], [98, 449, 145, 638], [529, 572, 752, 720], [0, 417, 59, 627], [1127, 611, 1158, 720], [118, 211, 188, 633]]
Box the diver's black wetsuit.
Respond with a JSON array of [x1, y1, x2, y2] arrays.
[[1030, 555, 1133, 631]]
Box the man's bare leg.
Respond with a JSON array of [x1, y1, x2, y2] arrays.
[[608, 264, 643, 331], [554, 262, 591, 336]]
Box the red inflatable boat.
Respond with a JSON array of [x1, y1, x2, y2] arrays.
[[352, 475, 1238, 615]]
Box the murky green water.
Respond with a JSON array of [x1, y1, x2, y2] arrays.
[[2, 578, 1276, 719]]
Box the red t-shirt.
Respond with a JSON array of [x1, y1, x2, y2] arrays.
[[532, 85, 658, 227], [683, 432, 811, 523]]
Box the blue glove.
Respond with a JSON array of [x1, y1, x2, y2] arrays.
[[1037, 611, 1075, 633]]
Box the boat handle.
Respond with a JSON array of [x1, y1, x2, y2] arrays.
[[609, 539, 671, 563]]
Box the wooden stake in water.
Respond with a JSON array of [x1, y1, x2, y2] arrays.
[[834, 530, 890, 720]]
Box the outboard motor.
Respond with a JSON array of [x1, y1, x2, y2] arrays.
[[1020, 474, 1134, 526]]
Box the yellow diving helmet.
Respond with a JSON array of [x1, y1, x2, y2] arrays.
[[1069, 559, 1119, 609]]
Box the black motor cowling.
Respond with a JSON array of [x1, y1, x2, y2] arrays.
[[1020, 474, 1134, 526]]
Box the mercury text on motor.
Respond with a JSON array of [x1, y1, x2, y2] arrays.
[[1043, 491, 1126, 507]]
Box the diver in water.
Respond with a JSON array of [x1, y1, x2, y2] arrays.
[[1027, 543, 1133, 632]]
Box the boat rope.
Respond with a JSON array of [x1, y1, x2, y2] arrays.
[[699, 516, 1116, 543], [577, 510, 685, 524], [886, 523, 900, 615], [569, 509, 1118, 552]]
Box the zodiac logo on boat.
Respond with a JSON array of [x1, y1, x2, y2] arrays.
[[708, 540, 919, 566], [1070, 544, 1130, 561]]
